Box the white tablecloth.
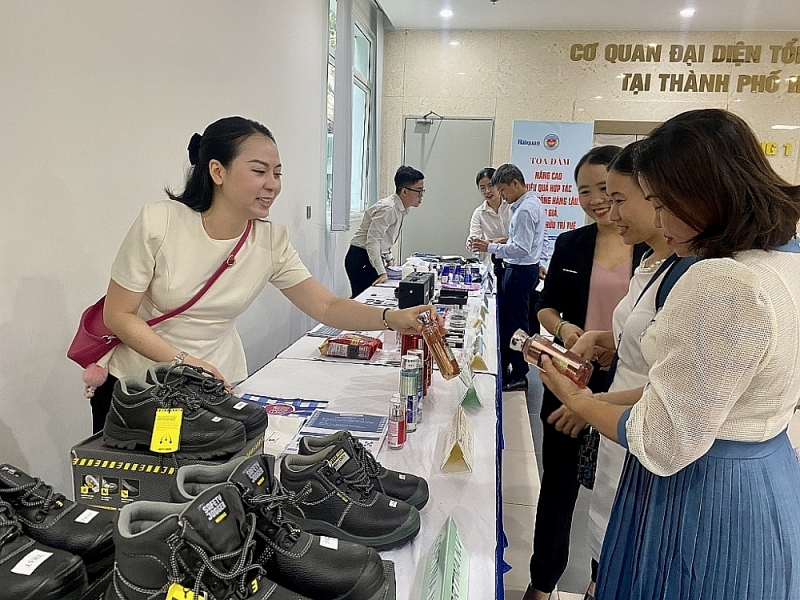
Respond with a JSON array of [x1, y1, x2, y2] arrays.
[[235, 282, 501, 600]]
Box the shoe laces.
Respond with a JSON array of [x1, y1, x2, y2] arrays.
[[321, 460, 373, 501], [0, 501, 22, 547], [168, 512, 264, 599], [153, 384, 203, 413], [345, 434, 384, 479], [0, 476, 66, 516], [244, 482, 303, 553]]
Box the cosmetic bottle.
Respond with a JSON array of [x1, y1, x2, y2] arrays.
[[388, 393, 406, 449], [417, 312, 460, 380], [509, 329, 593, 388]]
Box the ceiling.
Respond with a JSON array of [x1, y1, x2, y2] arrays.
[[376, 0, 800, 31]]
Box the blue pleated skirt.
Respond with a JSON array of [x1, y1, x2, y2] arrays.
[[596, 432, 800, 600]]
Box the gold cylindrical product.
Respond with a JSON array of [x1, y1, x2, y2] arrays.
[[509, 329, 593, 388], [417, 312, 460, 380]]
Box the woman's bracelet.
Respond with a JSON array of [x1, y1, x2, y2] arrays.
[[382, 308, 394, 331], [172, 350, 188, 366], [554, 319, 569, 339]]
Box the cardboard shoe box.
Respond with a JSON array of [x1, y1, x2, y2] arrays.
[[71, 432, 265, 510]]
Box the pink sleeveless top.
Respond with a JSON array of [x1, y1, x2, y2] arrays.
[[584, 260, 632, 331]]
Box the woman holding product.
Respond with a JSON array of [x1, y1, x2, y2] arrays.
[[466, 167, 510, 277], [88, 116, 440, 432], [561, 141, 679, 600], [539, 109, 800, 600], [523, 146, 648, 600]]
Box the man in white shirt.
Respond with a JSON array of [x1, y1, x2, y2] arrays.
[[345, 166, 425, 298], [466, 167, 511, 275], [472, 164, 548, 391]]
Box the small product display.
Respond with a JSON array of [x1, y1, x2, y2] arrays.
[[171, 454, 386, 600], [509, 329, 594, 387], [319, 334, 383, 360], [408, 348, 425, 422], [298, 431, 429, 510], [400, 355, 420, 433], [280, 444, 421, 551], [417, 312, 460, 380], [388, 393, 407, 449]]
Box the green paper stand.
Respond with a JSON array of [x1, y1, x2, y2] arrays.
[[458, 366, 482, 407], [420, 517, 470, 600]]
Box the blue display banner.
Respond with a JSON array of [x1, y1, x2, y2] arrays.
[[510, 121, 594, 259]]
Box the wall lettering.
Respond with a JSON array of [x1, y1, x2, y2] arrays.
[[569, 38, 800, 95]]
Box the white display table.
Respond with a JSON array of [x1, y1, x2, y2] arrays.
[[235, 282, 502, 600]]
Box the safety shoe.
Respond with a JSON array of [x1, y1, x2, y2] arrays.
[[105, 483, 309, 600], [298, 431, 429, 509], [172, 454, 385, 600], [146, 363, 268, 442], [0, 500, 88, 600], [280, 447, 421, 551], [103, 376, 246, 459], [0, 464, 114, 578]]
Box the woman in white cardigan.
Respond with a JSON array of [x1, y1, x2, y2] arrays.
[[540, 109, 800, 600]]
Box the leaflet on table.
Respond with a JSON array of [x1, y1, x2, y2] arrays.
[[285, 409, 389, 455], [239, 395, 329, 418]]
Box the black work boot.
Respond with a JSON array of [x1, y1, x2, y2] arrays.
[[0, 500, 88, 600], [298, 431, 429, 509], [146, 363, 268, 442], [172, 454, 385, 600], [103, 376, 246, 459], [0, 464, 114, 578], [105, 483, 309, 600], [280, 447, 421, 551]]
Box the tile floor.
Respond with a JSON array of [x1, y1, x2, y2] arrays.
[[502, 369, 593, 600]]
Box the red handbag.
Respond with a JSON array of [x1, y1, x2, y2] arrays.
[[67, 219, 252, 368]]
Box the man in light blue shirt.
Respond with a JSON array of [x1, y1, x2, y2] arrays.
[[472, 163, 547, 391]]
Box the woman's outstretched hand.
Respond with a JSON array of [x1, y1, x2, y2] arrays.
[[386, 305, 446, 336]]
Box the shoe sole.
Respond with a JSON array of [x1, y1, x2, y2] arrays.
[[102, 423, 245, 459], [276, 551, 385, 600], [83, 547, 115, 580], [287, 510, 420, 552], [402, 484, 429, 510], [17, 559, 87, 600]]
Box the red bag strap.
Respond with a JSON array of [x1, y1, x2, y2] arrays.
[[145, 219, 252, 327]]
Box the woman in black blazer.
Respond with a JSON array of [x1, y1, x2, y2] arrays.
[[523, 147, 648, 600]]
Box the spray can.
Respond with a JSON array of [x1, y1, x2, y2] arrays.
[[408, 349, 425, 423], [400, 355, 420, 433], [388, 393, 406, 449]]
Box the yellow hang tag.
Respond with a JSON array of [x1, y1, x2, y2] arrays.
[[166, 582, 206, 600], [150, 408, 183, 453]]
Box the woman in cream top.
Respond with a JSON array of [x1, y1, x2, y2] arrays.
[[89, 116, 440, 432], [539, 109, 800, 600]]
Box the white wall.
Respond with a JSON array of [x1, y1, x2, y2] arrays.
[[382, 30, 800, 192], [0, 1, 355, 494]]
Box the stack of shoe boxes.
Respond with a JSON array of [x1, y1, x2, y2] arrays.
[[71, 363, 267, 510], [71, 431, 264, 510]]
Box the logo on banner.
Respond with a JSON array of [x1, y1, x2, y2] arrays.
[[543, 134, 560, 150]]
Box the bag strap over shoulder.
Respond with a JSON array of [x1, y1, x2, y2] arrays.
[[145, 219, 252, 327], [654, 255, 699, 311]]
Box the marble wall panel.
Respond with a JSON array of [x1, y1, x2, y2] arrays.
[[383, 29, 800, 184]]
